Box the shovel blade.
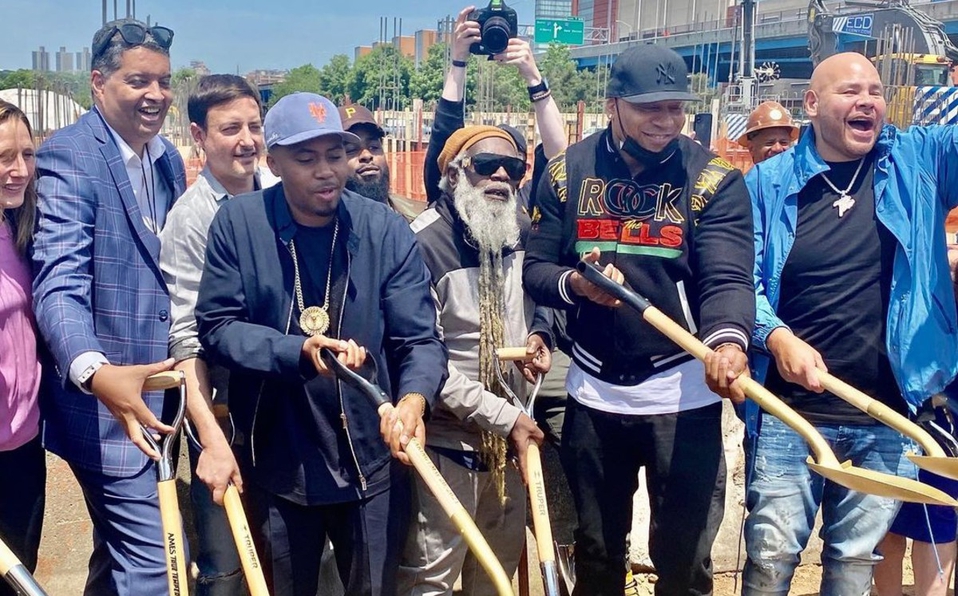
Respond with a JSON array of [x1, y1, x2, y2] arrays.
[[807, 458, 958, 506], [907, 454, 958, 482]]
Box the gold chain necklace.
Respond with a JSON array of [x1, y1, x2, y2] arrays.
[[289, 219, 339, 336], [821, 158, 865, 218]]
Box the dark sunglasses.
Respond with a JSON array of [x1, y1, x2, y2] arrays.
[[461, 153, 526, 181], [93, 23, 175, 62]]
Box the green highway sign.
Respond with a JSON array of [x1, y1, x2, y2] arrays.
[[534, 18, 585, 45]]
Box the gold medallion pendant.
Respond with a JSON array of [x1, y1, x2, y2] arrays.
[[299, 306, 330, 336]]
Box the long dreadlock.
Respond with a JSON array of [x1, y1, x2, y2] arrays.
[[477, 244, 511, 504]]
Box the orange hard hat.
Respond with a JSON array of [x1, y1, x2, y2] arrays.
[[737, 101, 799, 147]]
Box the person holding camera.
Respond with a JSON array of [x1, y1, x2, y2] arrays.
[[423, 5, 567, 209]]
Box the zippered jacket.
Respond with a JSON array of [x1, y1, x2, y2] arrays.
[[523, 130, 755, 386], [748, 124, 958, 421], [410, 195, 553, 452], [196, 184, 447, 502]]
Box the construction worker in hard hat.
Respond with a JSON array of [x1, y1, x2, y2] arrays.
[[738, 100, 800, 164]]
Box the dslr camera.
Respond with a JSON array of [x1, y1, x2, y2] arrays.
[[469, 0, 518, 56]]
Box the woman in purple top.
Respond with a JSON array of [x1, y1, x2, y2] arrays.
[[0, 100, 44, 593]]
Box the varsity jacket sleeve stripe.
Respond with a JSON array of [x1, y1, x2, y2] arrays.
[[523, 152, 577, 309], [692, 167, 755, 352]]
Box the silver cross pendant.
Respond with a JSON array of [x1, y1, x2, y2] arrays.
[[832, 193, 856, 218]]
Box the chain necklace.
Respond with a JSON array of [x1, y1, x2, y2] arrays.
[[820, 158, 865, 218], [290, 219, 339, 336]]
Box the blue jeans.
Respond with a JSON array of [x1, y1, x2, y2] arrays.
[[742, 414, 915, 596], [189, 442, 246, 596]]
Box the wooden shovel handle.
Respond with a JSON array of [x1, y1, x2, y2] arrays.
[[222, 486, 270, 595], [497, 347, 532, 362], [643, 307, 841, 467], [817, 371, 947, 458], [144, 371, 184, 392], [377, 404, 515, 596], [0, 538, 49, 596], [157, 479, 189, 596]]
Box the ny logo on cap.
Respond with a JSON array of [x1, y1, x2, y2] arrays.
[[309, 102, 327, 124], [656, 63, 676, 85]]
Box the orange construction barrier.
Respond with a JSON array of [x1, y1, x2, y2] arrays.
[[712, 136, 754, 174]]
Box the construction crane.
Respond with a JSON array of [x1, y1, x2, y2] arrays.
[[808, 0, 958, 68], [808, 0, 958, 126]]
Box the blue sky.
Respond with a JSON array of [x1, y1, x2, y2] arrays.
[[0, 0, 537, 73]]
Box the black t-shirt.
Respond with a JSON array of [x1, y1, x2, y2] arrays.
[[258, 221, 389, 504], [764, 153, 906, 424]]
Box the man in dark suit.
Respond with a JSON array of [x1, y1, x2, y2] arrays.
[[31, 18, 186, 596]]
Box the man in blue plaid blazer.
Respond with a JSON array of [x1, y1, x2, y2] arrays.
[[31, 18, 186, 596]]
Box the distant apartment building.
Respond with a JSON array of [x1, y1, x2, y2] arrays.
[[536, 0, 574, 20], [355, 46, 373, 61], [578, 0, 618, 43], [75, 47, 91, 72], [56, 47, 74, 73], [414, 29, 438, 67], [32, 46, 51, 72], [190, 60, 211, 77], [245, 69, 286, 87], [392, 35, 415, 59]]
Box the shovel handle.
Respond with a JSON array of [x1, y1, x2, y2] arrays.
[[817, 371, 947, 458], [144, 371, 185, 392], [222, 486, 270, 596], [642, 306, 841, 467], [157, 479, 189, 596], [525, 444, 561, 595], [575, 261, 841, 468], [378, 404, 514, 596], [0, 538, 48, 596], [497, 347, 533, 362]]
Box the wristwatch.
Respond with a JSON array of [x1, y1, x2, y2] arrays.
[[78, 360, 104, 391], [528, 78, 551, 102]]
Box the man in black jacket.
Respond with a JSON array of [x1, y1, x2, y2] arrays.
[[522, 46, 755, 596], [195, 92, 447, 596]]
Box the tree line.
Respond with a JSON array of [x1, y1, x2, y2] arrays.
[[268, 43, 613, 112]]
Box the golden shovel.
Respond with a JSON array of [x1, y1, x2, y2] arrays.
[[816, 372, 958, 482], [494, 347, 561, 596], [576, 260, 958, 507], [319, 348, 515, 596]]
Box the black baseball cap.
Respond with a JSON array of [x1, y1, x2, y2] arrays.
[[606, 45, 698, 104], [497, 124, 528, 157]]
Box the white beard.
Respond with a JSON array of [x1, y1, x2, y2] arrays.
[[451, 170, 520, 253]]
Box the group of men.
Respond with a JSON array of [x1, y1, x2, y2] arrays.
[[19, 9, 958, 596]]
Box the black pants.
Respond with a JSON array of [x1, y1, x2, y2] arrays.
[[244, 464, 410, 596], [0, 435, 46, 596], [561, 399, 725, 596]]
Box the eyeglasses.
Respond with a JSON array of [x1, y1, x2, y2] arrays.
[[461, 153, 526, 181], [92, 23, 175, 62]]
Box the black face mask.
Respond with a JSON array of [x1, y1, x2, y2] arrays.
[[614, 100, 679, 168], [620, 135, 680, 168]]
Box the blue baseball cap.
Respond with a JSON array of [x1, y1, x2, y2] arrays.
[[264, 93, 360, 149]]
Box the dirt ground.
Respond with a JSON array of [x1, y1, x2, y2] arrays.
[[33, 449, 938, 596]]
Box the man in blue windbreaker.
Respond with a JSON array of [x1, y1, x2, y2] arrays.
[[743, 51, 958, 595]]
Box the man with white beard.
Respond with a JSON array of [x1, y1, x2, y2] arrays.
[[400, 126, 553, 595]]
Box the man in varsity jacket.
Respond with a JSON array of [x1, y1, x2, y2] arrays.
[[522, 45, 755, 596]]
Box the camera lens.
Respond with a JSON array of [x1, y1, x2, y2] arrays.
[[481, 16, 511, 54]]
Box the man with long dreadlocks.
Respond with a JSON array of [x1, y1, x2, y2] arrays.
[[399, 125, 553, 595]]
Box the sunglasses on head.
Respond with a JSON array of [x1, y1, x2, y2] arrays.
[[93, 23, 175, 62], [461, 153, 526, 181]]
